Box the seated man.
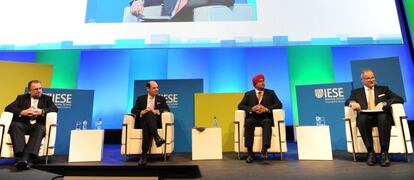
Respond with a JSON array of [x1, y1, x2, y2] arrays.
[[238, 74, 283, 163], [131, 81, 170, 166], [345, 69, 404, 167], [5, 80, 58, 170]]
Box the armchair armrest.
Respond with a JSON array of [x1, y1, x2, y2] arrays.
[[44, 112, 57, 156], [235, 110, 246, 123], [0, 112, 13, 134], [272, 109, 285, 125], [161, 112, 174, 124], [123, 114, 136, 129]]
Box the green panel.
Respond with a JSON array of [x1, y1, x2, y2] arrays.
[[405, 0, 414, 39], [287, 46, 335, 125], [35, 50, 80, 89]]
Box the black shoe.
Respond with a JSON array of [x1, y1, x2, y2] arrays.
[[155, 137, 166, 147], [260, 149, 268, 159], [380, 153, 390, 167], [15, 160, 30, 170], [366, 152, 376, 166], [138, 155, 148, 166], [246, 154, 254, 163]]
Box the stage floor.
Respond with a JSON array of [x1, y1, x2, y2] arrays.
[[1, 142, 413, 180]]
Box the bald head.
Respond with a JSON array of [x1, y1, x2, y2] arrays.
[[146, 81, 159, 97], [360, 69, 376, 88]]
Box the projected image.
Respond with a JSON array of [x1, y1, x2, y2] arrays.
[[86, 0, 257, 23], [0, 0, 405, 50]]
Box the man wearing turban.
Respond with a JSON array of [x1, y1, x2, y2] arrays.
[[238, 74, 283, 163]]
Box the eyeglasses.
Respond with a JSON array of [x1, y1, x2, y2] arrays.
[[31, 87, 42, 91], [363, 77, 375, 81]]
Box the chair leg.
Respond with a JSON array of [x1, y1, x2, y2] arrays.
[[346, 119, 357, 162], [277, 121, 283, 161], [399, 116, 410, 163]]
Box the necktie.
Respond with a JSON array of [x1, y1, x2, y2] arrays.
[[257, 91, 263, 104], [148, 96, 155, 109], [368, 89, 375, 110], [176, 0, 188, 13], [30, 99, 39, 124]]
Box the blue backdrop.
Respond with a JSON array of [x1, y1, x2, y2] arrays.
[[297, 82, 353, 150], [41, 88, 94, 155], [350, 57, 406, 101]]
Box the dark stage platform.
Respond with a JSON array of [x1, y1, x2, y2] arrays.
[[1, 142, 414, 180]]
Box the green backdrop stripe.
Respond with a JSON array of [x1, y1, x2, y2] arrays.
[[35, 50, 80, 89], [405, 0, 414, 40], [287, 46, 335, 125]]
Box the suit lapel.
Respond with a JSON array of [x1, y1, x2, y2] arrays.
[[142, 95, 148, 109], [358, 88, 368, 109], [251, 91, 259, 105], [24, 94, 31, 109], [154, 95, 160, 109], [374, 86, 380, 105]]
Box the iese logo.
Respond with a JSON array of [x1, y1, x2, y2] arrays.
[[44, 93, 72, 104], [315, 88, 344, 99], [160, 94, 178, 104]]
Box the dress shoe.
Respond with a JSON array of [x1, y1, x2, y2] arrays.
[[138, 155, 148, 166], [155, 137, 166, 147], [260, 149, 268, 159], [366, 152, 376, 166], [380, 152, 390, 167], [14, 160, 30, 170], [246, 155, 254, 163]]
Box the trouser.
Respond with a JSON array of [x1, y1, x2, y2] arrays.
[[140, 112, 161, 154], [8, 121, 45, 158], [244, 116, 272, 150], [357, 112, 392, 152]]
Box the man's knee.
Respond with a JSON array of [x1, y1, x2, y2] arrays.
[[9, 121, 25, 132], [377, 113, 390, 121], [245, 118, 255, 127], [263, 118, 272, 125], [32, 124, 46, 136], [142, 112, 156, 120]]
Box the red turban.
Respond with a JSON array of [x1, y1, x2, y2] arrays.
[[252, 74, 265, 86]]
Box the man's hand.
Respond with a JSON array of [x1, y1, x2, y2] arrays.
[[251, 105, 268, 114], [375, 102, 384, 110], [140, 109, 149, 116], [141, 107, 160, 116], [349, 101, 361, 111], [20, 108, 34, 117], [20, 107, 42, 118]]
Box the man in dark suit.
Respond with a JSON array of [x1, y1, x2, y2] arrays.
[[5, 80, 57, 170], [171, 0, 235, 21], [345, 69, 404, 167], [131, 81, 170, 166], [238, 74, 283, 163]]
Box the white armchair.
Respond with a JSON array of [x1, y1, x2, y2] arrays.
[[344, 104, 412, 162], [121, 112, 174, 161], [0, 112, 57, 163], [234, 109, 287, 160]]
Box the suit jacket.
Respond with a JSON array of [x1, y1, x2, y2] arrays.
[[5, 94, 58, 125], [345, 85, 404, 116], [238, 89, 283, 125], [131, 94, 170, 128]]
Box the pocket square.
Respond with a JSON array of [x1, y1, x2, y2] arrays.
[[378, 94, 385, 97], [156, 102, 161, 105]]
